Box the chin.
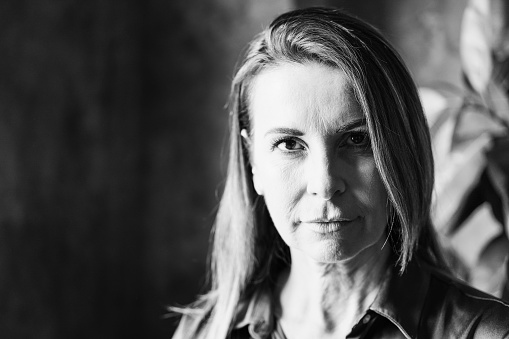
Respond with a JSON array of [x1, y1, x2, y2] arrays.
[[298, 238, 383, 264], [301, 240, 354, 263]]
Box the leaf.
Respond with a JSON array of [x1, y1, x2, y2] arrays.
[[430, 99, 496, 230], [447, 168, 506, 234], [486, 135, 509, 235], [431, 89, 508, 232], [487, 74, 509, 126], [451, 101, 506, 148], [428, 98, 492, 231], [432, 132, 491, 232], [461, 0, 509, 96], [503, 259, 509, 302], [478, 232, 509, 270], [419, 87, 449, 128], [445, 170, 486, 234], [460, 0, 493, 94], [470, 232, 509, 297], [490, 0, 509, 60]]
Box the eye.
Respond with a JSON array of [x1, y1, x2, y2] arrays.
[[346, 132, 370, 146], [275, 138, 305, 151]]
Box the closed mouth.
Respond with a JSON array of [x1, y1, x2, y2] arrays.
[[301, 218, 357, 234], [300, 217, 356, 223]]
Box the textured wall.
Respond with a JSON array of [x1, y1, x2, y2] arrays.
[[381, 0, 465, 88], [0, 1, 144, 338]]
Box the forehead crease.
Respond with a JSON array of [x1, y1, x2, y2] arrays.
[[305, 85, 360, 134], [248, 62, 364, 134]]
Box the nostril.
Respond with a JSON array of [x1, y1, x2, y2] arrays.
[[306, 160, 345, 200]]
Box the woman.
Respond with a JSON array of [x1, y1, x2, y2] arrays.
[[173, 7, 509, 339]]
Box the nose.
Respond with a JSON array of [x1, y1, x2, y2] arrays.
[[306, 151, 346, 200]]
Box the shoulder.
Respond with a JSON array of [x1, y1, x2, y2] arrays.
[[424, 264, 509, 337]]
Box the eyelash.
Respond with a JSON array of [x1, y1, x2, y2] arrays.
[[271, 131, 371, 153], [272, 137, 304, 152], [347, 131, 371, 147]]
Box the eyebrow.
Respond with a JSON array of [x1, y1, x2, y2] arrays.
[[264, 118, 367, 137], [264, 128, 305, 137], [335, 118, 367, 133]]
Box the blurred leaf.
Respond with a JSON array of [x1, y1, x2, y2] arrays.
[[493, 55, 509, 91], [471, 232, 509, 298], [503, 259, 509, 302], [461, 0, 509, 96], [451, 101, 507, 148], [478, 232, 509, 270], [447, 169, 506, 234], [429, 91, 507, 232], [490, 0, 509, 60], [423, 92, 492, 231], [432, 132, 490, 232], [490, 0, 509, 127], [431, 113, 455, 165], [440, 240, 471, 281], [460, 0, 493, 93], [429, 0, 509, 298], [486, 135, 509, 235], [487, 76, 509, 126], [419, 87, 449, 128]]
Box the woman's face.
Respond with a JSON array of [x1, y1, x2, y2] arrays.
[[249, 62, 388, 264]]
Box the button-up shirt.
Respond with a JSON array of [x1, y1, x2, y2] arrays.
[[172, 258, 509, 338]]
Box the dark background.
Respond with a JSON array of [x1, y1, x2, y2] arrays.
[[0, 0, 464, 338]]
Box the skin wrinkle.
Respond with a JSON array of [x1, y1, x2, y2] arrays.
[[251, 62, 388, 259], [250, 61, 390, 338], [320, 254, 386, 332]]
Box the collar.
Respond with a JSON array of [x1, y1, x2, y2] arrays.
[[232, 258, 431, 339], [369, 258, 430, 339], [233, 285, 275, 339]]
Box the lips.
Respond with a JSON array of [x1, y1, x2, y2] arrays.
[[300, 215, 356, 223], [302, 218, 354, 223], [300, 217, 357, 234]]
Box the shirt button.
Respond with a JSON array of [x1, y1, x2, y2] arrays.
[[362, 314, 371, 324]]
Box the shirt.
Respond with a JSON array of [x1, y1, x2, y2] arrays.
[[172, 258, 509, 338]]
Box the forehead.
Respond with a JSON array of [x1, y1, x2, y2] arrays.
[[248, 62, 364, 134]]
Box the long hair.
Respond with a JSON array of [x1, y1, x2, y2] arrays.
[[177, 7, 448, 338]]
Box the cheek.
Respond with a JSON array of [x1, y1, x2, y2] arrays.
[[255, 160, 303, 221], [358, 162, 388, 226], [253, 150, 299, 193]]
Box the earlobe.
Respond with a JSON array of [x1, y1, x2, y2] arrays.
[[240, 129, 250, 141], [252, 166, 264, 196]]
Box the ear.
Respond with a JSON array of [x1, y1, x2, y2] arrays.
[[240, 129, 250, 141], [241, 129, 263, 195], [251, 166, 264, 196]]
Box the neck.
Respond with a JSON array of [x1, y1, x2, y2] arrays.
[[276, 242, 391, 337]]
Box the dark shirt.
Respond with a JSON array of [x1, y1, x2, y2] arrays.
[[173, 259, 509, 338]]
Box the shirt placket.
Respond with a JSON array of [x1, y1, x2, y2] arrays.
[[347, 311, 377, 339]]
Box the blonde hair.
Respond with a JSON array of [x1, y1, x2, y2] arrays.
[[176, 7, 447, 338]]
